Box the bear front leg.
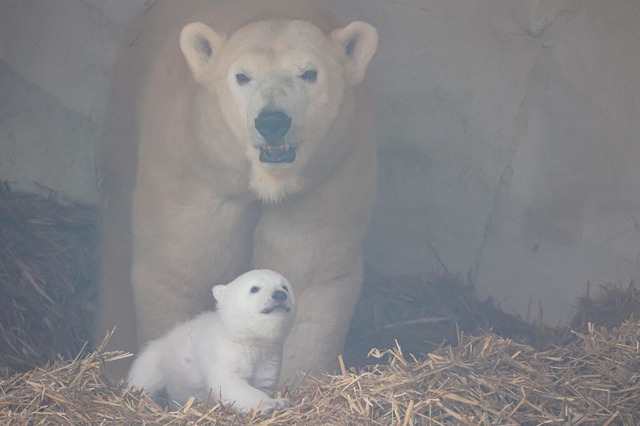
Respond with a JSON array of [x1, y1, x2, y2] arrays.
[[279, 267, 363, 383], [131, 186, 256, 346], [251, 177, 373, 384]]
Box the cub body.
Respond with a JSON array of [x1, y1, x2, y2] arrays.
[[127, 270, 295, 413]]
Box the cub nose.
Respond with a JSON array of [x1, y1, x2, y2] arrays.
[[272, 290, 288, 302], [254, 110, 292, 144]]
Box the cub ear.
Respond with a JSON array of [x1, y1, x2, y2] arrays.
[[212, 284, 227, 302], [180, 21, 226, 83], [331, 21, 378, 86]]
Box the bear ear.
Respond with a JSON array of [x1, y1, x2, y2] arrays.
[[212, 284, 227, 302], [330, 21, 378, 86], [180, 21, 226, 83]]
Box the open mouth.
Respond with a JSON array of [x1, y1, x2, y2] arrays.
[[259, 144, 296, 164], [261, 304, 291, 314]]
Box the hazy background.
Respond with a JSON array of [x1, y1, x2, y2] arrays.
[[1, 0, 639, 324]]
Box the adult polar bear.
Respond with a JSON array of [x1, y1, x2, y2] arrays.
[[96, 0, 378, 383]]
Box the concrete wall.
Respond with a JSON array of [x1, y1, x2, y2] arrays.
[[0, 0, 133, 200], [1, 0, 639, 323]]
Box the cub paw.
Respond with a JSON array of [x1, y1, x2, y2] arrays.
[[258, 397, 293, 414]]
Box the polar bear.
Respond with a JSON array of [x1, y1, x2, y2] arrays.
[[127, 269, 295, 413], [96, 0, 378, 382]]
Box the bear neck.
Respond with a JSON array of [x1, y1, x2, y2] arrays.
[[219, 310, 287, 347]]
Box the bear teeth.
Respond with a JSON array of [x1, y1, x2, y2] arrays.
[[259, 145, 296, 164], [262, 144, 290, 152]]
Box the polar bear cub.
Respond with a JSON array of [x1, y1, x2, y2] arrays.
[[127, 269, 295, 413]]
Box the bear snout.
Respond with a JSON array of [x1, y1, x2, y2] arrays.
[[254, 110, 292, 144], [261, 288, 292, 314], [272, 290, 288, 302]]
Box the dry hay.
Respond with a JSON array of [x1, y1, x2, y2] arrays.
[[343, 272, 573, 367], [2, 320, 639, 425], [0, 184, 97, 377], [571, 281, 640, 331], [1, 185, 640, 424]]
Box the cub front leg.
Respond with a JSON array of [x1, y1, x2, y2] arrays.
[[208, 373, 291, 414]]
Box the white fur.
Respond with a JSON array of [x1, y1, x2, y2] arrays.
[[127, 269, 295, 413], [96, 0, 378, 383], [179, 18, 376, 203]]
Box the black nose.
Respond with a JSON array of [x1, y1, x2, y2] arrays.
[[272, 290, 288, 302], [254, 111, 291, 144]]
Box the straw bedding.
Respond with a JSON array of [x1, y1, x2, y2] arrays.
[[2, 321, 638, 425], [1, 185, 639, 424], [0, 184, 97, 377]]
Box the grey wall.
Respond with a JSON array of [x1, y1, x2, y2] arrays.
[[1, 0, 639, 323], [0, 0, 133, 200]]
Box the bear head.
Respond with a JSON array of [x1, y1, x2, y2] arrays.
[[212, 269, 295, 343], [179, 18, 378, 202]]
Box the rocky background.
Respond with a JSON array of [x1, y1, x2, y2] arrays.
[[1, 0, 639, 323]]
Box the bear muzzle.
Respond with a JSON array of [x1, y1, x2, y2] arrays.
[[254, 110, 296, 164], [261, 289, 292, 314]]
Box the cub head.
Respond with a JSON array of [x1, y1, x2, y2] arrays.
[[180, 18, 378, 202], [212, 269, 295, 342]]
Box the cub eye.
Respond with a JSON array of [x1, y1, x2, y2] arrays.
[[282, 285, 289, 293], [235, 73, 251, 86], [300, 69, 318, 82], [250, 286, 260, 294]]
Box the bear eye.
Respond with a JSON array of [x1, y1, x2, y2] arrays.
[[250, 286, 260, 294], [235, 73, 251, 86], [282, 285, 289, 293], [300, 69, 318, 83]]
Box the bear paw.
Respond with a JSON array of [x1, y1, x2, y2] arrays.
[[258, 397, 293, 414]]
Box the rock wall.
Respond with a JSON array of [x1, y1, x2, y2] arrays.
[[1, 0, 639, 323]]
